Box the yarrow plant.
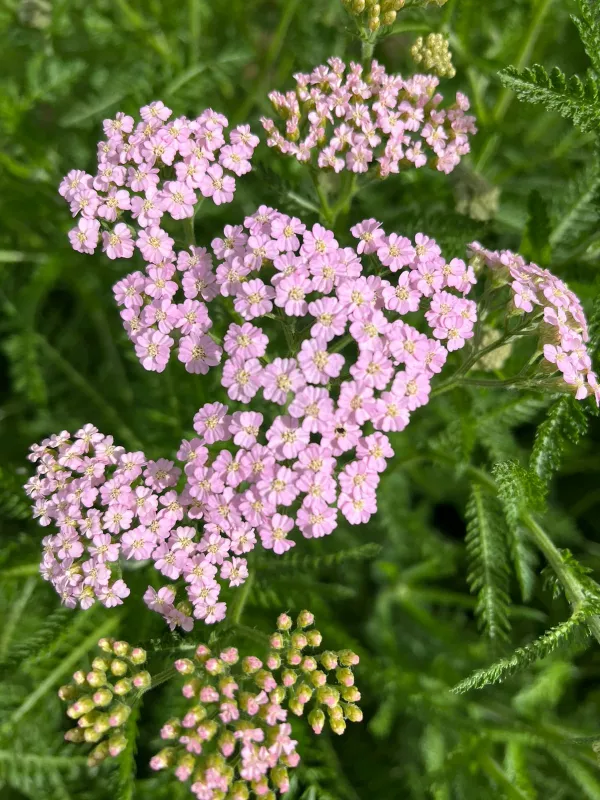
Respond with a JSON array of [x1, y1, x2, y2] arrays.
[[261, 58, 475, 176], [59, 101, 258, 260]]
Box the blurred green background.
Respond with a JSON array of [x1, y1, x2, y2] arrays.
[[2, 0, 600, 798]]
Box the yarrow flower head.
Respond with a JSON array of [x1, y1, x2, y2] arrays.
[[152, 611, 361, 797], [60, 103, 258, 261], [469, 243, 599, 404], [59, 637, 149, 767], [261, 58, 475, 177]]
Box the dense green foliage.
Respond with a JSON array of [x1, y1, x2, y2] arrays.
[[2, 0, 600, 798]]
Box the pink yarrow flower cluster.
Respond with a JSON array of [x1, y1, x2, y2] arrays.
[[152, 611, 361, 798], [111, 208, 477, 540], [59, 101, 258, 260], [261, 58, 476, 176], [470, 243, 599, 404]]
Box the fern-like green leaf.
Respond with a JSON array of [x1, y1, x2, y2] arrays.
[[0, 466, 31, 521], [256, 542, 381, 572], [521, 189, 552, 265], [574, 0, 600, 75], [530, 396, 588, 485], [452, 604, 597, 694], [114, 701, 141, 800], [499, 64, 600, 132], [465, 484, 511, 641], [550, 156, 600, 250]]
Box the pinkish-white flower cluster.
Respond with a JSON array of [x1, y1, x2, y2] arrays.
[[261, 57, 476, 176], [152, 611, 361, 798], [59, 101, 258, 259], [470, 243, 599, 404]]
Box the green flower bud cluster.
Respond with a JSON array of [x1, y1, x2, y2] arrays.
[[58, 638, 148, 767], [341, 0, 405, 32], [271, 610, 362, 736], [411, 33, 456, 79]]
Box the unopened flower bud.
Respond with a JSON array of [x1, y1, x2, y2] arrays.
[[93, 713, 111, 735], [130, 647, 147, 665], [311, 670, 327, 687], [301, 656, 317, 672], [195, 644, 211, 662], [97, 637, 114, 653], [308, 708, 325, 734], [86, 670, 107, 688], [270, 766, 290, 792], [286, 648, 302, 666], [344, 702, 363, 722], [229, 782, 250, 800], [338, 649, 359, 667], [296, 610, 314, 629], [67, 696, 95, 718], [336, 667, 355, 687], [197, 719, 218, 741], [110, 659, 128, 677], [182, 678, 201, 699], [242, 656, 263, 674], [295, 682, 313, 704], [160, 719, 181, 739], [276, 613, 293, 631], [320, 651, 338, 670], [281, 669, 298, 687], [72, 670, 86, 685], [353, 0, 366, 13], [220, 647, 239, 664], [270, 685, 286, 705], [113, 641, 130, 658], [330, 716, 347, 735], [328, 704, 344, 721], [92, 688, 113, 707], [108, 703, 131, 727], [113, 678, 133, 696], [150, 748, 175, 771], [174, 753, 196, 782], [266, 653, 281, 671], [205, 657, 224, 675], [255, 669, 277, 692], [58, 684, 78, 702], [269, 633, 284, 650], [369, 15, 380, 30], [64, 727, 85, 743], [92, 657, 110, 672], [108, 732, 127, 757], [218, 729, 236, 757], [88, 740, 110, 765], [83, 726, 104, 743], [341, 685, 361, 702], [288, 697, 304, 716], [317, 685, 340, 708], [132, 670, 151, 690], [182, 704, 207, 728], [174, 658, 195, 675], [306, 629, 322, 647], [291, 632, 307, 650]]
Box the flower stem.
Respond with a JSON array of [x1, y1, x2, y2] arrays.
[[229, 570, 255, 626], [183, 216, 196, 247], [310, 170, 333, 226], [361, 38, 375, 68]]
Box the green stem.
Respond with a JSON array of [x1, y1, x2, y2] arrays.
[[229, 570, 255, 626], [310, 170, 333, 226], [361, 39, 375, 68], [183, 216, 196, 247]]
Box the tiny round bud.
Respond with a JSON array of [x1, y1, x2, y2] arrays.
[[330, 716, 347, 735], [205, 657, 224, 675], [229, 782, 250, 800], [269, 633, 284, 650], [88, 740, 110, 765], [108, 732, 128, 757], [218, 729, 236, 757], [306, 629, 322, 647], [242, 656, 263, 674], [160, 719, 181, 740], [174, 658, 195, 675], [110, 659, 128, 677], [150, 747, 175, 771], [311, 670, 327, 688], [276, 613, 293, 631], [93, 713, 111, 735], [72, 670, 86, 685], [271, 766, 290, 793], [270, 685, 286, 705], [92, 657, 110, 672], [338, 649, 359, 667], [113, 640, 130, 658], [64, 727, 85, 743], [291, 632, 308, 650], [130, 647, 147, 665], [317, 685, 340, 708], [382, 10, 396, 24], [86, 670, 107, 688], [97, 637, 114, 653], [83, 726, 103, 743], [195, 644, 211, 662], [92, 688, 113, 707], [113, 678, 133, 696], [286, 649, 302, 666], [353, 0, 366, 12], [132, 670, 151, 690], [282, 669, 298, 687], [67, 696, 94, 719], [255, 669, 277, 692], [308, 708, 325, 734], [108, 703, 131, 727], [58, 684, 78, 702], [336, 667, 355, 687], [266, 652, 282, 670], [301, 656, 318, 672], [344, 702, 363, 722], [288, 697, 304, 716], [369, 15, 380, 31], [295, 682, 313, 704], [296, 610, 314, 629], [342, 685, 361, 703], [320, 651, 338, 671], [220, 647, 239, 665]]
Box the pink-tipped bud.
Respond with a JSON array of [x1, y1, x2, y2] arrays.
[[308, 708, 325, 734], [242, 656, 263, 674], [182, 704, 207, 728], [266, 653, 281, 670], [282, 669, 298, 687], [174, 753, 196, 782], [286, 649, 302, 666], [306, 629, 322, 647], [344, 702, 363, 722], [296, 610, 314, 628], [276, 613, 293, 631], [295, 683, 313, 704], [150, 748, 175, 771], [301, 656, 317, 672], [97, 637, 114, 653], [328, 704, 344, 721], [58, 684, 78, 702], [64, 727, 85, 743], [330, 716, 347, 735], [317, 685, 340, 708], [310, 670, 327, 688], [270, 766, 290, 792], [197, 719, 218, 741], [291, 632, 307, 650], [108, 732, 127, 757], [86, 670, 107, 688], [67, 696, 94, 719], [218, 730, 236, 757], [255, 669, 277, 692], [341, 685, 361, 703], [72, 670, 86, 685], [194, 644, 211, 662], [93, 713, 111, 735], [288, 697, 304, 716], [269, 633, 284, 650], [108, 703, 131, 727], [270, 685, 286, 705], [130, 647, 147, 665], [83, 726, 103, 743], [220, 647, 239, 664], [338, 649, 359, 667], [110, 659, 128, 677], [132, 670, 151, 690], [113, 678, 132, 696], [113, 640, 130, 658], [205, 657, 223, 675], [92, 688, 113, 707], [174, 658, 195, 675], [88, 740, 109, 765], [92, 656, 110, 672], [320, 651, 338, 671], [336, 667, 354, 687], [160, 719, 181, 740]]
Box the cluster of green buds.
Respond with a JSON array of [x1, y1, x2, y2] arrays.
[[58, 638, 149, 767], [268, 610, 362, 736], [341, 0, 405, 32], [411, 33, 456, 79]]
